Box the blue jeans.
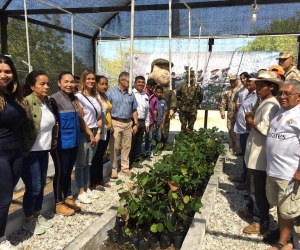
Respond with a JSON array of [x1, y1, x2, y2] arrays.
[[240, 133, 249, 180], [145, 124, 154, 155], [22, 151, 49, 217], [0, 147, 23, 237], [154, 123, 163, 143], [75, 130, 97, 190]]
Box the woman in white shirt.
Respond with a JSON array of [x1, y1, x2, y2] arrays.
[[21, 70, 56, 235], [75, 70, 102, 204]]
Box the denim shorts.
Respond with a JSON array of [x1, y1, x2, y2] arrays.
[[76, 128, 98, 167]]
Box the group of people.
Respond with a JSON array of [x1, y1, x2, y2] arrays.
[[220, 50, 300, 250], [0, 55, 117, 246], [0, 55, 182, 248]]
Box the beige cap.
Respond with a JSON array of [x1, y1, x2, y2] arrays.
[[229, 74, 237, 80], [276, 51, 295, 59]]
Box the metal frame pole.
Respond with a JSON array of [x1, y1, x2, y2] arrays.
[[168, 0, 172, 89], [129, 0, 135, 94], [24, 0, 32, 72], [71, 14, 74, 75]]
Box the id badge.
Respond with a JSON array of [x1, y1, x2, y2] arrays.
[[285, 181, 295, 196]]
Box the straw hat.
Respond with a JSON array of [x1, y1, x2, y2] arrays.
[[249, 70, 283, 85]]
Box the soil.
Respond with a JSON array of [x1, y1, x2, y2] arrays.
[[99, 239, 176, 250]]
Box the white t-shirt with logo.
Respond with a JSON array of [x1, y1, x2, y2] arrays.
[[266, 105, 300, 181]]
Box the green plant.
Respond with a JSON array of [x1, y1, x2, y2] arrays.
[[116, 127, 226, 238]]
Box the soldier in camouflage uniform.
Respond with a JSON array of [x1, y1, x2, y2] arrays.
[[148, 58, 177, 145], [177, 70, 203, 133], [162, 87, 177, 144], [220, 74, 242, 153], [277, 51, 300, 81]]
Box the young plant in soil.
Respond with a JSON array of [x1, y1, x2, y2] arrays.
[[110, 127, 225, 249]]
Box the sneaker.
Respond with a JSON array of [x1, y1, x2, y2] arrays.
[[37, 215, 53, 229], [55, 202, 75, 216], [87, 188, 99, 199], [0, 236, 18, 250], [22, 218, 45, 235], [269, 205, 277, 213], [120, 170, 131, 177], [64, 197, 81, 212], [78, 192, 92, 204]]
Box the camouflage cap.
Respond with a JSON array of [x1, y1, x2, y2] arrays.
[[186, 70, 195, 75], [229, 74, 237, 80], [276, 51, 295, 59], [151, 58, 174, 72]]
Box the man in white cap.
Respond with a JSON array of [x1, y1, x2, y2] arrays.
[[277, 51, 300, 81]]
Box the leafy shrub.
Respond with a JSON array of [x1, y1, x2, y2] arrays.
[[116, 127, 226, 236]]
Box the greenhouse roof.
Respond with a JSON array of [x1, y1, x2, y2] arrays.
[[1, 0, 300, 39]]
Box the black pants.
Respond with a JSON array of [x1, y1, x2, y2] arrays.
[[246, 169, 269, 223], [0, 146, 23, 237], [90, 130, 111, 186], [129, 120, 145, 167], [51, 146, 78, 203]]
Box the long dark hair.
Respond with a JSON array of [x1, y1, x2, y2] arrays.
[[23, 70, 48, 97], [0, 55, 29, 115]]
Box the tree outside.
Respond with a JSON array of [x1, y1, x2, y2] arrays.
[[5, 17, 89, 94], [240, 11, 299, 62]]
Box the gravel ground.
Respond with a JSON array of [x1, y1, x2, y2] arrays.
[[7, 155, 162, 250], [201, 152, 278, 250]]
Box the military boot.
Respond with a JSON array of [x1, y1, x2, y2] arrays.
[[54, 202, 75, 216]]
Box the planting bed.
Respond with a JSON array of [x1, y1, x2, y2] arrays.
[[100, 128, 226, 250]]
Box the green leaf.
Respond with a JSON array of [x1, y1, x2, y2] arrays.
[[151, 139, 157, 146], [116, 179, 123, 185], [165, 221, 174, 232], [153, 210, 163, 219], [183, 196, 190, 204], [141, 177, 149, 187], [119, 197, 125, 203], [129, 200, 138, 212], [157, 223, 164, 232], [138, 217, 144, 224], [178, 203, 184, 211], [181, 167, 188, 175], [172, 193, 178, 199], [118, 206, 125, 215], [150, 223, 157, 233]]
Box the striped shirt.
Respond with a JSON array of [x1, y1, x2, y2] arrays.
[[106, 85, 138, 119]]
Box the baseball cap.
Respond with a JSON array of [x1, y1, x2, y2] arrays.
[[269, 65, 285, 76], [276, 51, 295, 59], [229, 74, 237, 80], [244, 72, 258, 79]]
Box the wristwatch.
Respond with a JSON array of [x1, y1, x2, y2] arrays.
[[133, 123, 139, 127]]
